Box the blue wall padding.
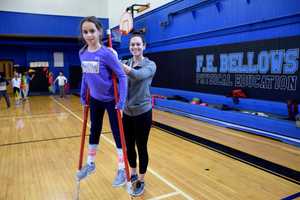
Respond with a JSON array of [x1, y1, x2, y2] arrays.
[[155, 104, 300, 147], [151, 87, 300, 146], [151, 87, 288, 116]]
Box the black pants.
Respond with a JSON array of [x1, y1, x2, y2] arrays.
[[89, 97, 121, 148], [123, 109, 152, 174], [13, 87, 20, 96], [0, 91, 10, 107]]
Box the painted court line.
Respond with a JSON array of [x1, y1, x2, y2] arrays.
[[52, 97, 194, 200], [0, 112, 69, 120]]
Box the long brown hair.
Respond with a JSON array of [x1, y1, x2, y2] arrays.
[[79, 16, 103, 54]]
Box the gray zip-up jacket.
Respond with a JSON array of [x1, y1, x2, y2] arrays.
[[124, 57, 156, 116]]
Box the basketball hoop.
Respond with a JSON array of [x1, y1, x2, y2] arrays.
[[119, 11, 133, 35]]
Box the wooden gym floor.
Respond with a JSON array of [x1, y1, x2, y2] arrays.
[[0, 95, 299, 200]]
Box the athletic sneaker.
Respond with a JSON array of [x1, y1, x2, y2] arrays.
[[76, 163, 95, 181], [112, 169, 126, 187], [126, 174, 138, 195], [132, 181, 145, 196], [130, 174, 138, 189]]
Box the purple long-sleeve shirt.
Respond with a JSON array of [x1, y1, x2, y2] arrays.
[[79, 46, 127, 109]]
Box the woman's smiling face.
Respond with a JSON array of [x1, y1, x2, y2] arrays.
[[129, 36, 145, 57]]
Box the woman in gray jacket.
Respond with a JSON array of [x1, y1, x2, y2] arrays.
[[122, 32, 156, 197]]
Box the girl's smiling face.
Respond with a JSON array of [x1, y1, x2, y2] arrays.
[[82, 21, 101, 47]]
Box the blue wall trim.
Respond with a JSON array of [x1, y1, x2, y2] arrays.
[[0, 11, 108, 37], [151, 87, 289, 116]]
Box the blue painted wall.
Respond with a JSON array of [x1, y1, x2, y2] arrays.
[[0, 11, 109, 85], [116, 0, 300, 55], [0, 11, 108, 37]]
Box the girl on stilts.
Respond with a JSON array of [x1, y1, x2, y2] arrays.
[[77, 16, 128, 187]]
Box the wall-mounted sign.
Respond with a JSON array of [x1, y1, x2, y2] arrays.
[[29, 61, 49, 68], [54, 52, 64, 67]]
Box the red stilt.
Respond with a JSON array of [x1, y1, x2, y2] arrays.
[[107, 29, 131, 184], [75, 89, 90, 200], [78, 89, 90, 170]]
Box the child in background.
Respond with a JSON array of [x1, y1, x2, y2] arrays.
[[54, 72, 67, 98], [77, 16, 128, 188], [24, 71, 32, 98], [12, 73, 21, 105], [47, 72, 55, 94], [20, 73, 29, 100]]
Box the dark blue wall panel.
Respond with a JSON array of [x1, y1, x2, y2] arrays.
[[0, 46, 27, 66]]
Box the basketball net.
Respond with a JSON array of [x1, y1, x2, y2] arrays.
[[119, 11, 133, 35]]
